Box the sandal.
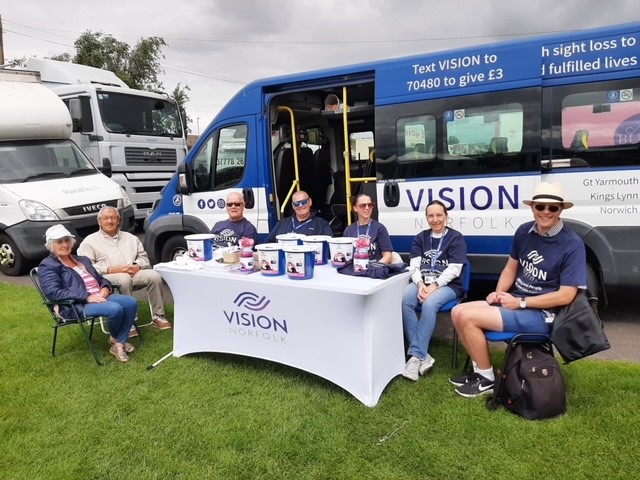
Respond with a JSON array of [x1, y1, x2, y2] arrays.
[[109, 343, 129, 363], [109, 338, 135, 354]]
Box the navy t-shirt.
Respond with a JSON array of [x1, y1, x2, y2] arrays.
[[211, 218, 258, 247], [343, 219, 394, 262], [410, 228, 467, 297], [510, 221, 586, 298]]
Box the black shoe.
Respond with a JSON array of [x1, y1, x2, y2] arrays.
[[455, 373, 495, 398], [449, 372, 471, 387]]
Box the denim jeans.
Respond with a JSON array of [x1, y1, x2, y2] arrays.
[[402, 283, 457, 360], [84, 294, 138, 343]]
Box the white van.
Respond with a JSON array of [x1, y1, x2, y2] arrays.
[[0, 68, 134, 276]]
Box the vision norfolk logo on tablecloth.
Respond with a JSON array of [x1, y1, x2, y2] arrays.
[[223, 291, 288, 343]]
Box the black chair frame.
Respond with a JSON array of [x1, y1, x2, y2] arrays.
[[31, 267, 104, 366]]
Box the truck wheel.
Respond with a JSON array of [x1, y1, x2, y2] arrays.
[[0, 234, 27, 276], [161, 235, 188, 263]]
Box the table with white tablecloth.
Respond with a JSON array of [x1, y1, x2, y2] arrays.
[[154, 263, 410, 407]]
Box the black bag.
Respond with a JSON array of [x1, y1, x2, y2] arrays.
[[494, 343, 566, 420], [551, 290, 611, 364]]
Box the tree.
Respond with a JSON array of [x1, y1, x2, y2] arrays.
[[72, 31, 165, 91], [171, 83, 191, 134]]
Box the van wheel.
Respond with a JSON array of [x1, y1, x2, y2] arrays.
[[161, 235, 188, 263], [0, 234, 27, 276]]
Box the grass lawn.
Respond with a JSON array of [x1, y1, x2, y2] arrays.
[[1, 282, 639, 480]]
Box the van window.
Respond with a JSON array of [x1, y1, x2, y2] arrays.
[[562, 90, 640, 149], [0, 141, 95, 183], [191, 124, 248, 192], [445, 104, 523, 155]]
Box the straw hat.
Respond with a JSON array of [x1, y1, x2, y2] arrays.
[[523, 182, 573, 209]]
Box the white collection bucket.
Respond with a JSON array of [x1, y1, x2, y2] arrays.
[[184, 234, 215, 261], [282, 245, 316, 280], [276, 233, 306, 246], [302, 235, 332, 265], [255, 243, 285, 276], [328, 237, 355, 268]]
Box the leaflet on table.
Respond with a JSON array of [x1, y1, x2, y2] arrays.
[[203, 259, 242, 271]]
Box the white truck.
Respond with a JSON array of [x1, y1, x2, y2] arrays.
[[0, 68, 135, 276], [25, 58, 188, 223]]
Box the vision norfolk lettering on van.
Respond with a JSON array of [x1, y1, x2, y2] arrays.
[[406, 184, 519, 212], [224, 292, 288, 344]]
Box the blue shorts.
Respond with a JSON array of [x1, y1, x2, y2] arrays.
[[500, 308, 551, 334]]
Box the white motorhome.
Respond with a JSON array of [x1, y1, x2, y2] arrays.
[[25, 58, 188, 223], [0, 68, 134, 276]]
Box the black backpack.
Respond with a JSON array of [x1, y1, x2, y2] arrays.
[[491, 343, 566, 420]]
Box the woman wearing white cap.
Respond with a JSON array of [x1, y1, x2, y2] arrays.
[[38, 224, 139, 363], [450, 183, 586, 398]]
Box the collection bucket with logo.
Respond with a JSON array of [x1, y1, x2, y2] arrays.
[[282, 245, 316, 280], [255, 243, 285, 276], [276, 233, 306, 246], [302, 235, 331, 265], [328, 237, 355, 267], [184, 234, 215, 261]]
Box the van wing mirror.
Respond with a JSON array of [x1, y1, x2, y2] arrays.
[[177, 162, 194, 194]]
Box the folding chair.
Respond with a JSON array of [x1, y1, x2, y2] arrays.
[[30, 267, 104, 366], [416, 262, 471, 368]]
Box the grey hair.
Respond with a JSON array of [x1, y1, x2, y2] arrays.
[[97, 206, 120, 221], [45, 236, 77, 252]]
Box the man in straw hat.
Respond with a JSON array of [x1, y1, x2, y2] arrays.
[[450, 182, 586, 398]]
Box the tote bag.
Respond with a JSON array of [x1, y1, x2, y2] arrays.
[[551, 290, 610, 363]]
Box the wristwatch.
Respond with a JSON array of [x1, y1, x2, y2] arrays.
[[519, 297, 527, 309]]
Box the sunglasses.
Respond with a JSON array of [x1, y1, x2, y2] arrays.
[[357, 202, 375, 209], [534, 204, 561, 213], [227, 202, 244, 207], [292, 198, 310, 208]]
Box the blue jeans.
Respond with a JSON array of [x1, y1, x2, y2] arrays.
[[84, 294, 138, 343], [402, 283, 457, 360]]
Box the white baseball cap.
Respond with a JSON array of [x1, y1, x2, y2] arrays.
[[45, 225, 75, 242]]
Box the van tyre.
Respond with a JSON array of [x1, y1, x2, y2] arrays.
[[0, 234, 27, 276], [161, 235, 188, 263]]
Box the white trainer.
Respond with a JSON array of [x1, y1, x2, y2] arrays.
[[402, 356, 420, 381], [419, 355, 436, 376]]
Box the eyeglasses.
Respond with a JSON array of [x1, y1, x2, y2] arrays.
[[227, 202, 244, 207], [292, 198, 310, 208], [357, 203, 374, 209], [534, 204, 561, 213], [53, 238, 73, 244]]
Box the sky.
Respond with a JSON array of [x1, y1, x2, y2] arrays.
[[2, 0, 637, 135]]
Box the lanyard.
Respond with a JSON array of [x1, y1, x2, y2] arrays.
[[356, 221, 371, 239], [291, 216, 312, 231], [429, 230, 445, 271]]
